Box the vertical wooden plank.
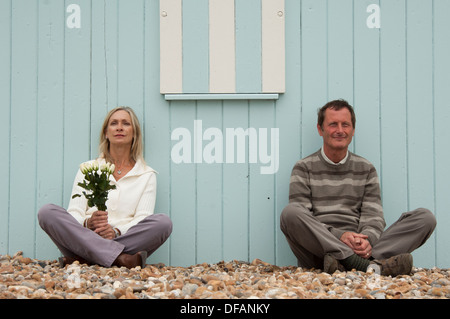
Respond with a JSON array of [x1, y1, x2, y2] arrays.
[[182, 0, 209, 93], [160, 0, 182, 94], [104, 0, 119, 108], [90, 0, 109, 156], [0, 0, 11, 253], [274, 0, 301, 266], [196, 101, 223, 263], [169, 102, 197, 266], [327, 0, 354, 102], [301, 0, 327, 156], [209, 0, 235, 93], [63, 0, 92, 208], [222, 101, 249, 262], [117, 0, 144, 116], [249, 100, 276, 263], [235, 0, 262, 93], [353, 0, 381, 170], [262, 0, 285, 93], [379, 0, 408, 226], [9, 0, 38, 257], [144, 0, 172, 266], [406, 0, 435, 267], [35, 0, 65, 260], [327, 0, 356, 154], [434, 0, 450, 268]]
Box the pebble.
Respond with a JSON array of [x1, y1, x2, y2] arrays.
[[0, 251, 449, 299]]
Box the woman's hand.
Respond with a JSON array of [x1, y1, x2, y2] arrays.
[[87, 211, 108, 230], [94, 223, 116, 240], [87, 211, 115, 239]]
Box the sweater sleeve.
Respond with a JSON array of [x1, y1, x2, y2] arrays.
[[288, 161, 313, 211], [357, 167, 386, 245], [289, 161, 347, 240], [67, 168, 91, 225]]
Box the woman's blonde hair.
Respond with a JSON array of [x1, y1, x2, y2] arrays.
[[99, 106, 145, 164]]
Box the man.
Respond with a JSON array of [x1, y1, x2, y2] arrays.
[[280, 99, 436, 276]]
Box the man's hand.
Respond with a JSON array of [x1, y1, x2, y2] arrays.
[[340, 232, 372, 259], [87, 211, 115, 240]]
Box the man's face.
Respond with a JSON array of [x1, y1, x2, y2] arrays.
[[317, 107, 355, 154]]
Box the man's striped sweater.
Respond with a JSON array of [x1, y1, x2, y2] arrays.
[[288, 149, 386, 245]]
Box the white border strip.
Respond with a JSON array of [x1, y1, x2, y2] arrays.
[[262, 0, 285, 93], [164, 94, 279, 100], [160, 0, 183, 93], [209, 0, 236, 93]]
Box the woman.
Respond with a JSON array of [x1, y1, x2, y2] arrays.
[[38, 107, 172, 269]]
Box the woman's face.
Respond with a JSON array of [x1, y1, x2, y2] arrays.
[[105, 110, 134, 148]]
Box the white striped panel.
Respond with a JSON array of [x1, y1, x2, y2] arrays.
[[209, 0, 236, 93], [262, 0, 285, 93], [159, 0, 285, 95], [160, 0, 182, 94]]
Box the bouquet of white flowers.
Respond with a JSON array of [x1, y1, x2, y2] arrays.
[[72, 160, 116, 211]]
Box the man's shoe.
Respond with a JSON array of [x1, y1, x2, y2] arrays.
[[370, 253, 413, 277], [113, 251, 147, 269], [323, 254, 346, 274]]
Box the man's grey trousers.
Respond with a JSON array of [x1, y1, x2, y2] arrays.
[[280, 203, 436, 269]]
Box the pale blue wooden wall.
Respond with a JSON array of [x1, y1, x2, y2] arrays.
[[1, 0, 449, 269]]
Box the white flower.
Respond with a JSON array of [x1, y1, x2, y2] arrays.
[[80, 160, 115, 175], [100, 162, 115, 174], [80, 163, 88, 174], [80, 162, 96, 174], [72, 159, 117, 210]]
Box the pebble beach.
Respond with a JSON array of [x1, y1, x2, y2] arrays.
[[1, 251, 449, 300]]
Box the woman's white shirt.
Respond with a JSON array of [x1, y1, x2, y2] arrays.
[[67, 158, 157, 235]]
